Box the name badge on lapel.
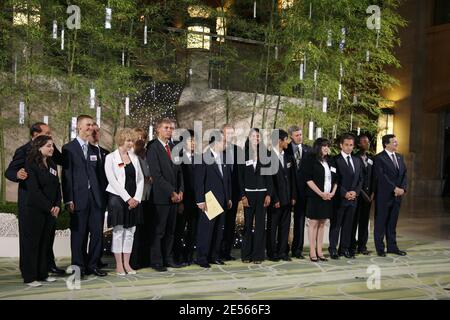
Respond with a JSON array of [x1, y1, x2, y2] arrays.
[[287, 162, 292, 168], [49, 168, 58, 176], [246, 160, 254, 167], [330, 166, 337, 173], [367, 159, 373, 165], [90, 155, 98, 162]]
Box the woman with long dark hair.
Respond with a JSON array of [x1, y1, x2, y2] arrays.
[[238, 128, 273, 264], [303, 138, 338, 262], [22, 135, 61, 287]]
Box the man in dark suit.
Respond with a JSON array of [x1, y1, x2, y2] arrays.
[[173, 129, 198, 265], [374, 134, 408, 257], [267, 130, 297, 262], [351, 134, 374, 255], [62, 115, 107, 277], [220, 124, 243, 261], [329, 133, 363, 259], [286, 125, 312, 259], [5, 122, 64, 276], [87, 123, 109, 268], [147, 118, 184, 272], [195, 130, 232, 268]]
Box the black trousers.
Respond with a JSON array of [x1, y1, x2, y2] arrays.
[[374, 198, 401, 252], [267, 205, 291, 259], [70, 191, 104, 271], [173, 204, 198, 263], [131, 201, 153, 269], [150, 204, 177, 266], [22, 208, 55, 283], [351, 197, 371, 251], [196, 208, 225, 264], [291, 196, 307, 255], [241, 192, 267, 261], [221, 197, 239, 258], [329, 205, 356, 252]]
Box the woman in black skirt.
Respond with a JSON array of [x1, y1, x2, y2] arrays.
[[105, 128, 144, 275], [303, 138, 337, 262], [23, 135, 61, 287], [238, 128, 273, 264]]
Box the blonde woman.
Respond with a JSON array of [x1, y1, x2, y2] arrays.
[[105, 128, 144, 275]]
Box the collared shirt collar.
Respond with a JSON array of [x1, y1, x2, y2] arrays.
[[158, 137, 168, 148], [385, 149, 395, 158], [76, 136, 88, 148], [341, 151, 352, 159], [273, 147, 284, 158]]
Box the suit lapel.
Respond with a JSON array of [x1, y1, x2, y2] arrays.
[[72, 139, 87, 163]]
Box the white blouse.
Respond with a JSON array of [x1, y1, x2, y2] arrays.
[[320, 160, 332, 193]]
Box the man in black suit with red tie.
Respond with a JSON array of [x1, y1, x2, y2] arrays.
[[286, 126, 312, 259], [374, 134, 407, 257], [195, 130, 232, 268], [329, 134, 363, 260], [147, 118, 184, 271], [5, 122, 64, 276], [351, 134, 374, 255]]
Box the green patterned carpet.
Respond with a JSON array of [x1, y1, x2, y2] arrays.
[[1, 235, 450, 300]]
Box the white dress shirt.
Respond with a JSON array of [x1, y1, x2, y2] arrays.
[[273, 148, 284, 168], [341, 151, 355, 172], [321, 160, 332, 193]]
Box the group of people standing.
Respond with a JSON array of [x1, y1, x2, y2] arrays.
[[5, 115, 408, 287]]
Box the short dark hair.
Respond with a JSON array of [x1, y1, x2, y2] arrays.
[[29, 122, 47, 137], [77, 114, 93, 124], [339, 133, 355, 145], [271, 129, 288, 145], [156, 117, 172, 129], [187, 129, 195, 138], [312, 138, 331, 160], [382, 134, 396, 148], [357, 134, 370, 144]]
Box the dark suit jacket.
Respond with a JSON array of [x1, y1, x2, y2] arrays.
[[224, 144, 243, 203], [147, 139, 184, 205], [180, 150, 196, 210], [286, 142, 312, 199], [355, 151, 374, 201], [5, 141, 62, 191], [269, 151, 297, 207], [373, 150, 407, 204], [334, 153, 364, 207], [93, 145, 110, 208], [194, 150, 232, 209], [303, 154, 338, 199], [24, 160, 62, 213], [238, 148, 273, 199], [61, 139, 104, 211]]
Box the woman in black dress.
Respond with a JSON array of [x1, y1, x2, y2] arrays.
[[303, 138, 338, 262], [23, 135, 61, 287], [105, 128, 144, 275], [239, 128, 273, 264]]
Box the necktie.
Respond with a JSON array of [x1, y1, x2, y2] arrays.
[[347, 155, 354, 173], [391, 153, 399, 170], [165, 144, 172, 160], [82, 143, 88, 160], [295, 147, 301, 167]]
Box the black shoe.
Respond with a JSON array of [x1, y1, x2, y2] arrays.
[[377, 251, 386, 257], [199, 262, 211, 268], [309, 255, 318, 262], [151, 264, 167, 272], [48, 266, 65, 275], [253, 260, 262, 264], [358, 249, 371, 255], [242, 259, 252, 263], [329, 249, 339, 260], [280, 256, 292, 262], [86, 268, 107, 277], [97, 261, 108, 269], [165, 262, 183, 268], [387, 249, 407, 256], [343, 250, 355, 259], [293, 253, 305, 259], [221, 255, 236, 261], [210, 259, 225, 265]]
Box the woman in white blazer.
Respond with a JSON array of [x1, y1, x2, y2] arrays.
[[105, 128, 144, 275]]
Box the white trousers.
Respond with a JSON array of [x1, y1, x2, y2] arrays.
[[112, 226, 136, 254]]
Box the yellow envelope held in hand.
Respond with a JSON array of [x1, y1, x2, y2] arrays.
[[204, 191, 224, 220]]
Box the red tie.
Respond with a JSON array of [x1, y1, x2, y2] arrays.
[[165, 144, 172, 160]]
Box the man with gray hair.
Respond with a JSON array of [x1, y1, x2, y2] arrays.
[[285, 125, 312, 259]]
